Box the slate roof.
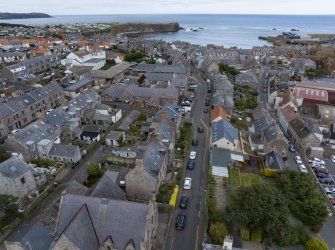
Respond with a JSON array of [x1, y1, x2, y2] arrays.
[[118, 110, 140, 131], [134, 63, 187, 74], [0, 104, 13, 119], [6, 54, 58, 70], [212, 119, 238, 144], [289, 118, 312, 139], [142, 141, 167, 178], [106, 130, 124, 141], [68, 66, 93, 76], [9, 222, 54, 250], [235, 71, 259, 85], [211, 148, 231, 167], [90, 62, 132, 79], [305, 118, 322, 135], [56, 194, 149, 250], [252, 106, 273, 133], [45, 107, 78, 127], [154, 103, 182, 126], [68, 89, 100, 113], [12, 120, 59, 148], [48, 144, 80, 158], [264, 151, 285, 170], [64, 78, 93, 91], [91, 171, 125, 200], [0, 157, 31, 179]]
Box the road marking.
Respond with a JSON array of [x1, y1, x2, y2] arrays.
[[195, 226, 199, 250], [169, 237, 174, 250]]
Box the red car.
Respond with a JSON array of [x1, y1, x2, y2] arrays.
[[314, 168, 329, 174], [330, 199, 335, 206], [203, 108, 208, 113]]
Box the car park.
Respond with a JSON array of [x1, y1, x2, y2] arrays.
[[295, 156, 302, 164], [299, 165, 308, 173], [189, 151, 196, 160], [184, 177, 192, 190], [187, 159, 195, 170], [179, 196, 188, 209], [176, 214, 186, 230]]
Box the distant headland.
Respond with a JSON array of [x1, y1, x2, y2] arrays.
[[0, 12, 52, 20]]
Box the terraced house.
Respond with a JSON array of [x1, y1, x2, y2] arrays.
[[0, 83, 64, 140]]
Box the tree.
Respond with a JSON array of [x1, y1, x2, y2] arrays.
[[0, 195, 18, 214], [87, 164, 104, 178], [276, 170, 328, 232], [305, 238, 329, 250], [209, 222, 229, 244], [0, 146, 10, 163], [230, 184, 291, 243]]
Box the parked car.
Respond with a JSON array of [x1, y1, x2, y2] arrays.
[[295, 156, 302, 164], [205, 98, 210, 106], [316, 172, 329, 179], [203, 108, 209, 113], [179, 196, 188, 209], [299, 165, 308, 173], [189, 151, 197, 160], [314, 167, 328, 174], [197, 126, 204, 133], [310, 162, 325, 168], [319, 177, 334, 185], [176, 214, 186, 230], [331, 155, 335, 164], [184, 177, 192, 190], [308, 157, 325, 165], [187, 159, 195, 170], [192, 138, 198, 146], [325, 187, 335, 194], [327, 194, 335, 199], [289, 144, 296, 152]]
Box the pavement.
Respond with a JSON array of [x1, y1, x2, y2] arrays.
[[165, 62, 210, 250]]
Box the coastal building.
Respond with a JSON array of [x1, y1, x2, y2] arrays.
[[63, 48, 106, 70]]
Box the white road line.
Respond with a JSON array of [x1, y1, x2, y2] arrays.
[[169, 237, 174, 250]]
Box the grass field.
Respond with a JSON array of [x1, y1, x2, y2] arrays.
[[230, 168, 262, 188]]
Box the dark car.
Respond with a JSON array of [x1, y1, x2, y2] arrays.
[[316, 172, 329, 179], [289, 144, 296, 152], [187, 159, 195, 170], [314, 168, 329, 174], [319, 177, 334, 185], [176, 214, 186, 230], [192, 138, 198, 146], [203, 108, 209, 113], [198, 126, 204, 133], [205, 98, 210, 106], [179, 196, 189, 209]]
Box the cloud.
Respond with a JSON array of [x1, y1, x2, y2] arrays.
[[0, 0, 334, 15]]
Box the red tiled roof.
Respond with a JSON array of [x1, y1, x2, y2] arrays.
[[281, 104, 298, 123], [293, 87, 328, 102], [211, 106, 231, 121]]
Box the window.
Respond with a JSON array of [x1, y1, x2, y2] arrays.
[[20, 177, 25, 184]]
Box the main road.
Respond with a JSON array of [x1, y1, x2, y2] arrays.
[[166, 60, 210, 250]]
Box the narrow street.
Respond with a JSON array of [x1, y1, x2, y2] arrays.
[[166, 62, 210, 250]]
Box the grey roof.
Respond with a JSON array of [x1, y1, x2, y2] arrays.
[[211, 148, 231, 167], [264, 151, 285, 170], [263, 123, 278, 144], [0, 157, 31, 179], [68, 66, 93, 76], [0, 51, 25, 58], [64, 78, 93, 91], [106, 130, 124, 141], [118, 110, 140, 131], [0, 104, 13, 119], [306, 118, 322, 135], [3, 99, 26, 112], [142, 140, 167, 178], [68, 89, 100, 113], [146, 72, 173, 82], [56, 194, 149, 249], [91, 171, 125, 200], [6, 54, 58, 70], [252, 106, 273, 133], [154, 103, 182, 126], [48, 144, 80, 158], [90, 62, 132, 79], [134, 63, 187, 74], [9, 222, 54, 250], [59, 204, 100, 250], [289, 118, 312, 139], [12, 120, 59, 148], [212, 119, 238, 144], [45, 107, 77, 127], [235, 71, 259, 85]]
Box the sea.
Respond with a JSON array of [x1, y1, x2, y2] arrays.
[[3, 14, 335, 49]]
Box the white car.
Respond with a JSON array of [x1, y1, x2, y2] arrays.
[[295, 156, 302, 164], [299, 165, 308, 173], [331, 155, 335, 164], [308, 157, 325, 165], [325, 187, 335, 194], [310, 162, 325, 168], [184, 177, 192, 190], [189, 151, 197, 160]]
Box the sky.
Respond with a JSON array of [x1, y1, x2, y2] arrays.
[[1, 0, 335, 15]]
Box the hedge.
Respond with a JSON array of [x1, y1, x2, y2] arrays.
[[240, 227, 250, 241], [250, 230, 262, 243]]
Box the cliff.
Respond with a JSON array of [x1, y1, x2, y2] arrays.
[[0, 12, 52, 20], [111, 22, 181, 35]]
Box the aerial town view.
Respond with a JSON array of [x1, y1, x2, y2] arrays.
[[0, 1, 335, 250]]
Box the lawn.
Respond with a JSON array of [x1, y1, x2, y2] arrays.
[[230, 168, 262, 188]]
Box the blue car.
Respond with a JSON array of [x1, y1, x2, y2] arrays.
[[187, 159, 195, 170]]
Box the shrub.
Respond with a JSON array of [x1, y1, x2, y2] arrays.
[[31, 158, 56, 167], [87, 164, 104, 178], [250, 230, 262, 243], [209, 222, 229, 244], [240, 227, 250, 241], [305, 238, 329, 250]]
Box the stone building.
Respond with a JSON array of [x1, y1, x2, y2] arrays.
[[0, 156, 36, 201]]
